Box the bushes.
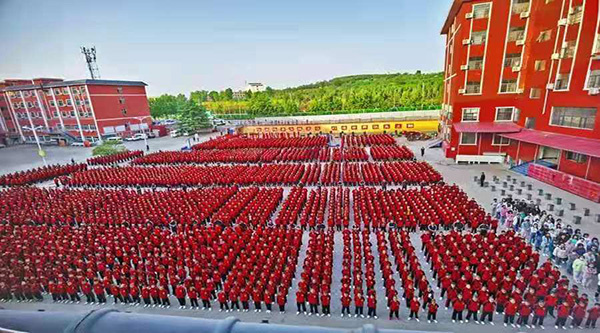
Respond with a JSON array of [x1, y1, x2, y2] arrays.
[[92, 141, 127, 157]]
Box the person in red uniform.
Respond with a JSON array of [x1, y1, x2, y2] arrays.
[[81, 281, 94, 304], [554, 301, 570, 329], [159, 286, 170, 307], [571, 301, 587, 328], [367, 294, 377, 319], [141, 286, 151, 307], [354, 293, 364, 317], [229, 290, 239, 311], [465, 295, 479, 323], [544, 291, 557, 318], [188, 287, 199, 309], [175, 284, 186, 308], [452, 294, 465, 323], [341, 293, 351, 317], [408, 297, 420, 321], [150, 285, 160, 307], [218, 290, 229, 311], [277, 293, 287, 313], [321, 292, 331, 317], [427, 299, 439, 323], [119, 284, 131, 304], [201, 287, 212, 310], [252, 289, 262, 312], [307, 289, 319, 316], [517, 300, 532, 328], [264, 291, 273, 313], [239, 289, 248, 312], [130, 284, 140, 305], [93, 281, 106, 304], [111, 284, 122, 304], [480, 296, 495, 325], [531, 300, 546, 328], [389, 296, 400, 320], [503, 298, 517, 327], [66, 281, 80, 303], [296, 290, 307, 314], [585, 302, 600, 328]]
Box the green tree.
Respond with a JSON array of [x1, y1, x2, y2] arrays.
[[179, 99, 211, 132]]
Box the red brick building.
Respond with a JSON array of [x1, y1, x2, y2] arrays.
[[440, 0, 600, 197], [0, 78, 151, 145]]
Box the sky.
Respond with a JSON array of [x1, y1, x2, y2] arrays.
[[0, 0, 450, 96]]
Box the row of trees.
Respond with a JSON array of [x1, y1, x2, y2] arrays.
[[148, 96, 211, 131], [149, 72, 443, 119]]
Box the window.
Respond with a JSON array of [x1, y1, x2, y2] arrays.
[[54, 89, 61, 95], [492, 134, 510, 146], [70, 111, 76, 117], [568, 5, 583, 24], [525, 117, 536, 129], [406, 123, 414, 128], [73, 88, 80, 95], [565, 151, 587, 163], [504, 53, 521, 68], [512, 0, 530, 14], [58, 100, 65, 107], [26, 102, 33, 108], [534, 60, 546, 71], [361, 125, 368, 130], [468, 56, 484, 70], [561, 40, 576, 58], [372, 125, 379, 129], [594, 34, 600, 54], [551, 107, 596, 129], [13, 103, 19, 109], [466, 81, 481, 94], [495, 107, 515, 121], [461, 108, 480, 122], [555, 73, 570, 90], [530, 88, 542, 99], [119, 97, 126, 104], [473, 3, 491, 19], [117, 87, 123, 93], [383, 124, 390, 129], [537, 30, 552, 42], [460, 133, 478, 145], [508, 26, 525, 42], [586, 70, 600, 89], [121, 108, 127, 115], [43, 89, 51, 95], [395, 124, 402, 129], [66, 99, 72, 106], [62, 88, 69, 95], [341, 126, 347, 130], [500, 79, 518, 93], [471, 30, 487, 45], [351, 125, 357, 130]]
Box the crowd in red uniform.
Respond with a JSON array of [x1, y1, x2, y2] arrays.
[[370, 145, 415, 161], [353, 185, 496, 230], [340, 229, 376, 318], [133, 148, 325, 164], [0, 163, 87, 186], [342, 134, 396, 147], [59, 161, 442, 188], [193, 134, 328, 150], [87, 151, 144, 166], [423, 230, 600, 329]]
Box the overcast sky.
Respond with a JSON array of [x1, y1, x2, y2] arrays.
[[0, 0, 450, 96]]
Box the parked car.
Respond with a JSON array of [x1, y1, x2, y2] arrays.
[[146, 131, 156, 139], [170, 130, 181, 138], [125, 133, 147, 141], [71, 142, 85, 147], [105, 136, 122, 143]]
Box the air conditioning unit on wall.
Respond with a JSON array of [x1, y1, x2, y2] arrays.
[[558, 18, 568, 26], [458, 88, 466, 94], [589, 88, 600, 95], [463, 39, 472, 45], [465, 12, 474, 19], [512, 66, 521, 72], [460, 64, 469, 70], [546, 83, 555, 90], [520, 11, 530, 19], [516, 39, 525, 46]]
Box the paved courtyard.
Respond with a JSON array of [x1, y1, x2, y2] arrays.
[[0, 135, 598, 333]]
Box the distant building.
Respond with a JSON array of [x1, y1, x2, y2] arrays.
[[1, 78, 151, 145], [246, 82, 266, 93], [232, 90, 246, 100]]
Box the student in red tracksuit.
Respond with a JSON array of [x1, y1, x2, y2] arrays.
[[354, 293, 364, 317], [120, 284, 131, 304], [150, 285, 160, 307], [389, 296, 400, 320], [452, 294, 465, 323], [229, 290, 239, 311], [503, 298, 518, 327], [554, 302, 570, 329], [252, 290, 262, 312], [81, 281, 94, 304], [130, 284, 140, 305], [517, 300, 532, 327], [465, 295, 479, 323], [296, 291, 307, 314], [480, 297, 495, 325], [545, 292, 557, 318], [571, 301, 587, 328], [201, 288, 212, 310], [531, 301, 546, 328], [66, 282, 80, 303], [159, 286, 170, 307], [218, 291, 229, 311], [175, 284, 186, 308], [141, 286, 151, 307], [321, 293, 331, 316], [93, 282, 106, 304], [427, 299, 439, 323], [264, 292, 273, 313], [408, 297, 420, 321], [188, 287, 199, 309], [367, 294, 377, 319], [307, 289, 319, 315], [277, 293, 287, 313], [239, 289, 249, 312], [111, 284, 122, 304], [585, 303, 600, 328], [341, 293, 351, 317]]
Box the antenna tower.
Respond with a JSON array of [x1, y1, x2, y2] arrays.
[[81, 46, 100, 79]]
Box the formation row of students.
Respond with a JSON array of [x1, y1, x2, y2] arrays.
[[193, 133, 329, 150], [87, 151, 143, 166], [422, 230, 600, 328], [339, 229, 376, 318], [352, 185, 497, 230], [0, 163, 86, 186]]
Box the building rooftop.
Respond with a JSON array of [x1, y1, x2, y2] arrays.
[[441, 0, 473, 34], [2, 79, 147, 92]]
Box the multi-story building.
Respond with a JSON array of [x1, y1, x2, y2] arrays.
[[0, 78, 151, 145], [440, 0, 600, 194]]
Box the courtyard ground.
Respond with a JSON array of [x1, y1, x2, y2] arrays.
[[0, 135, 597, 333]]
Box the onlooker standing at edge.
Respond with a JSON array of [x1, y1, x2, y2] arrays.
[[479, 171, 486, 187]]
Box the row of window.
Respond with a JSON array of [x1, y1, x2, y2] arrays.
[[460, 106, 596, 130], [11, 98, 90, 109], [7, 86, 88, 99], [459, 133, 510, 146]]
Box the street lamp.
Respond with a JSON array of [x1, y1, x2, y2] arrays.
[[133, 116, 152, 151], [22, 125, 47, 166]]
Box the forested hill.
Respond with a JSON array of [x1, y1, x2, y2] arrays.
[[149, 72, 444, 119]]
